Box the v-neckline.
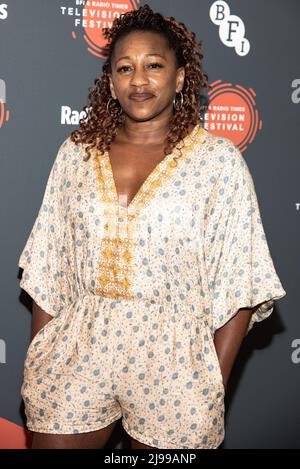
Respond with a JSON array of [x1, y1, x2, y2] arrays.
[[98, 124, 205, 213]]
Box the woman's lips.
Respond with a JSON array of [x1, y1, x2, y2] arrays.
[[129, 93, 154, 102]]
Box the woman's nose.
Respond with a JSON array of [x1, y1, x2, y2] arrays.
[[130, 65, 148, 86]]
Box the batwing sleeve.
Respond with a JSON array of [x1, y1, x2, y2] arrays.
[[204, 141, 287, 336], [18, 137, 74, 318]]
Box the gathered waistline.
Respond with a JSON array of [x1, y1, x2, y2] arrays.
[[64, 292, 212, 325], [78, 291, 203, 306]]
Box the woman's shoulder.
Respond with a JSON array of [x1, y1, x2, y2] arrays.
[[193, 128, 246, 168], [53, 134, 89, 171], [56, 134, 84, 159]]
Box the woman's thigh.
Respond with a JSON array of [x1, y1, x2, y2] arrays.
[[31, 420, 118, 449], [130, 437, 156, 449]]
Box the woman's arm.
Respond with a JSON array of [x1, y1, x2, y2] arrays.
[[213, 307, 256, 392], [30, 300, 53, 342]]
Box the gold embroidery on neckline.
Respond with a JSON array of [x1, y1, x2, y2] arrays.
[[93, 124, 206, 300], [103, 124, 205, 213]]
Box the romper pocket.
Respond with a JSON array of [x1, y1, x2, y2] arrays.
[[201, 321, 226, 396], [24, 314, 60, 364], [210, 338, 226, 396], [197, 317, 226, 397]]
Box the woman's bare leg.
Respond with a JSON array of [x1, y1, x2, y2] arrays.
[[130, 437, 156, 449], [31, 419, 119, 449]]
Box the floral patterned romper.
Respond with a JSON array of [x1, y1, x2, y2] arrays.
[[18, 124, 286, 448]]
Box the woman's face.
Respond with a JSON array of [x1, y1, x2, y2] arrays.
[[108, 30, 185, 123]]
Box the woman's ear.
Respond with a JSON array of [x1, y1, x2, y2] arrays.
[[176, 66, 185, 93], [108, 75, 117, 99]]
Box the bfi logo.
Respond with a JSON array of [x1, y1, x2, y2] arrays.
[[209, 0, 250, 56]]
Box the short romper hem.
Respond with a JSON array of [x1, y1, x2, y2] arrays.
[[25, 412, 122, 435], [121, 418, 224, 450]]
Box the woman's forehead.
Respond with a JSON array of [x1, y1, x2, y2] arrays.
[[113, 31, 171, 58]]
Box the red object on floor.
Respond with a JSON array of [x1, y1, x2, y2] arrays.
[[0, 417, 32, 449]]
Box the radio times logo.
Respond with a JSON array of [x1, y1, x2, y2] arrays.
[[60, 0, 140, 58], [204, 80, 262, 152]]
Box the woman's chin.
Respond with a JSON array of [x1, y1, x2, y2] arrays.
[[124, 110, 159, 122]]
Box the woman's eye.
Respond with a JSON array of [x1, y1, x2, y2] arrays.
[[117, 65, 131, 73], [116, 63, 164, 73], [148, 63, 163, 69]]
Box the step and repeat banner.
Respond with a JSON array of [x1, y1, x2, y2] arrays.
[[0, 0, 298, 449]]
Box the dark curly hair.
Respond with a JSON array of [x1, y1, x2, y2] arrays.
[[70, 4, 210, 162]]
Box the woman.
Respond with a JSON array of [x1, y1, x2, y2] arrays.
[[18, 4, 286, 449]]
